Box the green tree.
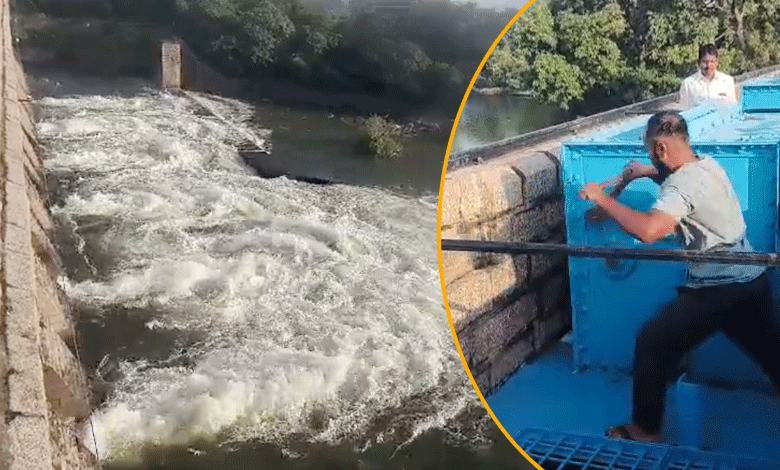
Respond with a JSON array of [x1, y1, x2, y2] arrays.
[[485, 1, 556, 94], [711, 0, 780, 71], [641, 1, 718, 76], [488, 47, 529, 91], [556, 2, 627, 88], [486, 1, 626, 108], [175, 0, 297, 65], [532, 53, 584, 108], [484, 0, 780, 112]]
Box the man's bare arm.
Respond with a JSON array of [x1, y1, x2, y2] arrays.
[[586, 163, 661, 224], [595, 198, 677, 244]]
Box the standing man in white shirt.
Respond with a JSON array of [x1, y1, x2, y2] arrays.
[[679, 44, 738, 109]]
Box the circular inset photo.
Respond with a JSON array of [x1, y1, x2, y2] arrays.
[[439, 1, 780, 469]]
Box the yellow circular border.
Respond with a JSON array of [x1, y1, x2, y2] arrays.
[[436, 2, 545, 470]]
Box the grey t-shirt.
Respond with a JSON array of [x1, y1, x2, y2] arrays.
[[651, 155, 765, 288]]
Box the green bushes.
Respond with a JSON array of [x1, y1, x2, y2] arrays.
[[358, 115, 404, 159]]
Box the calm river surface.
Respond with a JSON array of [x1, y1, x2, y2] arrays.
[[248, 91, 568, 194], [450, 92, 570, 156]]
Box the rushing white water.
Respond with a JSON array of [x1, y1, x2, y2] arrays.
[[35, 84, 476, 465]]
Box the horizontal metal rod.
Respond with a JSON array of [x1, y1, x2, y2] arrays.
[[440, 239, 780, 266], [623, 110, 663, 115]]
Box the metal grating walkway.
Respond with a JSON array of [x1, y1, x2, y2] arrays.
[[516, 430, 775, 470]]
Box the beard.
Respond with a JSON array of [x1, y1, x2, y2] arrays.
[[653, 159, 671, 182]]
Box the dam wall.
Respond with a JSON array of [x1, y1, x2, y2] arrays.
[[0, 0, 96, 468]]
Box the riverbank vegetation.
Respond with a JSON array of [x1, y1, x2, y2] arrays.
[[20, 0, 516, 116], [17, 0, 780, 119], [486, 0, 780, 113], [358, 114, 405, 159]]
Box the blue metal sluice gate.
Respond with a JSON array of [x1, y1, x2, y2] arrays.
[[485, 80, 780, 469]]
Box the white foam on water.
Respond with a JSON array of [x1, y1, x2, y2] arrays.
[[37, 88, 476, 465]]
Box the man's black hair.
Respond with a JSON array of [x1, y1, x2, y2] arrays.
[[699, 44, 719, 61], [644, 111, 690, 144]]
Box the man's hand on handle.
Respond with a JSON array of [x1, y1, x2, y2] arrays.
[[582, 161, 654, 224]]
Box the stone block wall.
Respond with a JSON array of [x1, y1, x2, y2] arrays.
[[441, 149, 571, 396], [0, 0, 96, 468]]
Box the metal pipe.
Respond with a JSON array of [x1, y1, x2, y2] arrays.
[[439, 239, 780, 266], [623, 110, 664, 115]]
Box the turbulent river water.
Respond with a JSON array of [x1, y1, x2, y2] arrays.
[[30, 72, 535, 470]]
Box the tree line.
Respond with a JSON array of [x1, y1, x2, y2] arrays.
[[27, 0, 516, 112], [486, 0, 780, 114], [24, 0, 777, 117]]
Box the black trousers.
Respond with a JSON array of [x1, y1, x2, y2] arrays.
[[632, 271, 780, 434]]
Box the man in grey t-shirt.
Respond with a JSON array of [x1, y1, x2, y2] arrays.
[[579, 111, 780, 443]]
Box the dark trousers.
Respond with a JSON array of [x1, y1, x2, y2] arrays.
[[632, 271, 780, 434]]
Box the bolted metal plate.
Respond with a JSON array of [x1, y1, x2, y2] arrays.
[[561, 139, 779, 379]]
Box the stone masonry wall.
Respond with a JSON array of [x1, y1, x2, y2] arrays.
[[440, 149, 570, 397], [0, 0, 97, 468]]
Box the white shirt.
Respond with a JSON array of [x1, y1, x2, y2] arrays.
[[679, 70, 737, 109]]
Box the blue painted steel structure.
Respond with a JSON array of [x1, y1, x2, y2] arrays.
[[486, 80, 780, 469], [742, 77, 780, 113]]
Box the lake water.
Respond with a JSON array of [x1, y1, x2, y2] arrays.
[[245, 102, 451, 197], [450, 92, 571, 156], [28, 69, 557, 470], [246, 92, 568, 195]]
